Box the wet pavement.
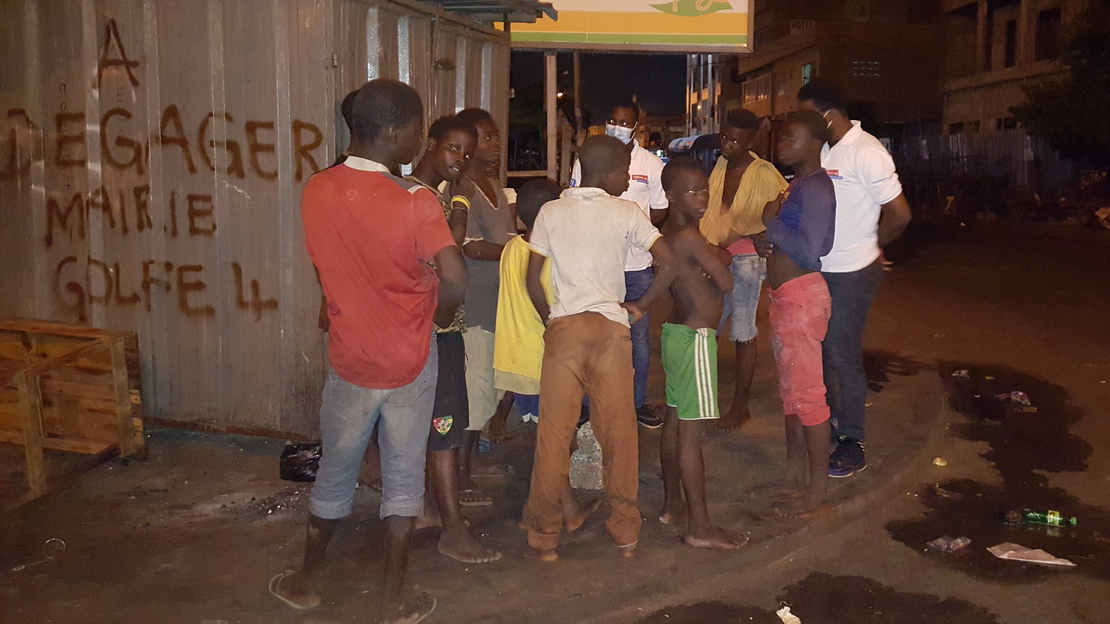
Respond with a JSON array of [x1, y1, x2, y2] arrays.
[[3, 222, 1110, 623]]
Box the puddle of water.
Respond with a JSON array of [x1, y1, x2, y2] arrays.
[[777, 572, 1000, 623], [887, 363, 1110, 581], [863, 351, 930, 393], [636, 601, 778, 623], [637, 573, 998, 623]]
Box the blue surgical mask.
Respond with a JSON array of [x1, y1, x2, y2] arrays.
[[605, 124, 635, 145]]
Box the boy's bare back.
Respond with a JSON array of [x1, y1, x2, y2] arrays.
[[664, 226, 733, 330]]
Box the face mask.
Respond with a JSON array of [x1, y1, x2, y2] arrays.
[[605, 124, 635, 144]]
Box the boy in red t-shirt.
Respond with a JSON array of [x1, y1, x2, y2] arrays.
[[271, 79, 466, 624]]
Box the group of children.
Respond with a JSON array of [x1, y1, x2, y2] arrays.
[[283, 76, 843, 622]]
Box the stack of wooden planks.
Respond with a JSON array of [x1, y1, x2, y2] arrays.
[[0, 319, 145, 503]]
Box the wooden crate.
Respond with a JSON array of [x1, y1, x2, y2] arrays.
[[0, 319, 145, 502]]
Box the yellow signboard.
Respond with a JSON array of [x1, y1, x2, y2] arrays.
[[511, 0, 751, 52]]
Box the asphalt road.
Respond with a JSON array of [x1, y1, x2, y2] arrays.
[[632, 222, 1110, 624]]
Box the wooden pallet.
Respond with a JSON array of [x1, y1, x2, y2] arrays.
[[0, 319, 145, 503]]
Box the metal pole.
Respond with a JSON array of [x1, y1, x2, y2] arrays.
[[545, 51, 557, 180]]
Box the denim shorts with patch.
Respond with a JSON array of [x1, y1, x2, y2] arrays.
[[719, 253, 765, 343]]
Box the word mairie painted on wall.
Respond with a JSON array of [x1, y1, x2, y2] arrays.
[[2, 18, 328, 324]]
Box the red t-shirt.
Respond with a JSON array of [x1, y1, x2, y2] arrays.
[[301, 159, 456, 389]]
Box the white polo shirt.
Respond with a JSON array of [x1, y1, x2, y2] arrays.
[[819, 121, 903, 273], [570, 141, 667, 272], [529, 187, 662, 327]]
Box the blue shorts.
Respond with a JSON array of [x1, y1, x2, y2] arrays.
[[309, 336, 437, 520], [719, 254, 765, 343]]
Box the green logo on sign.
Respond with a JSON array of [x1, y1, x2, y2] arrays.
[[651, 0, 733, 17]]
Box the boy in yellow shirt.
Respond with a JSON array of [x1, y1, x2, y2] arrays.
[[493, 178, 562, 421]]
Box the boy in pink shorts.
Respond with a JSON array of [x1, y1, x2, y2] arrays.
[[757, 110, 837, 517]]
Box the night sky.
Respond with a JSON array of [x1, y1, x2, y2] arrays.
[[511, 52, 688, 121]]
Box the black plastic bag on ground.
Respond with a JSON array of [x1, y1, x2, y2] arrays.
[[280, 442, 321, 482]]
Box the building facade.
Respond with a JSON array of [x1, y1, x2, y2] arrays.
[[941, 0, 1090, 134], [687, 0, 944, 135]]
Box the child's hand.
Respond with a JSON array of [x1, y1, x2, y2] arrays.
[[753, 236, 774, 258], [621, 301, 646, 325]]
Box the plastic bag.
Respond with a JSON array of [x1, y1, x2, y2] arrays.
[[280, 443, 321, 482]]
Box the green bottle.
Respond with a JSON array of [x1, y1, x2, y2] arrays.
[[1024, 509, 1077, 526]]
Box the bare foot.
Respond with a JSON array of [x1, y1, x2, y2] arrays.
[[747, 479, 806, 502], [658, 502, 687, 526], [773, 497, 835, 519], [717, 407, 751, 431], [268, 570, 321, 610], [523, 545, 559, 562], [381, 592, 437, 624], [438, 530, 502, 563], [564, 498, 602, 533], [683, 525, 748, 549]]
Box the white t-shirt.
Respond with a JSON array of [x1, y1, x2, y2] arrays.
[[819, 121, 903, 273], [529, 187, 662, 327], [570, 141, 667, 272]]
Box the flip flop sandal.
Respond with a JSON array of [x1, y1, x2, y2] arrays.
[[383, 592, 437, 624], [471, 464, 515, 479], [268, 570, 319, 610], [458, 488, 493, 507]]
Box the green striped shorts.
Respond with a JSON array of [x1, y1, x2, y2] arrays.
[[661, 323, 720, 420]]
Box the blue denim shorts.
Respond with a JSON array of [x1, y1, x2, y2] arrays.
[[309, 336, 437, 520], [719, 254, 765, 343]]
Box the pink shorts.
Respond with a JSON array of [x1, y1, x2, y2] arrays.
[[768, 272, 831, 426]]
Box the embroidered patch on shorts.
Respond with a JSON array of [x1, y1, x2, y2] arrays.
[[432, 415, 453, 435]]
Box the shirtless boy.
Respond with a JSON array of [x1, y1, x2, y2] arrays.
[[658, 157, 746, 549], [757, 110, 837, 516]]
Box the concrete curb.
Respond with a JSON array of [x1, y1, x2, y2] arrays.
[[505, 366, 950, 624]]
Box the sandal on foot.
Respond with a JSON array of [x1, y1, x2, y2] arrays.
[[268, 570, 319, 610]]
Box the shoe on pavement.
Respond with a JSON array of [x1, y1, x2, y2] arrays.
[[636, 405, 664, 429], [829, 437, 867, 478]]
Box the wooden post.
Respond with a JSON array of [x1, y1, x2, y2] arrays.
[[16, 369, 47, 499], [573, 51, 583, 144], [110, 337, 143, 458], [545, 51, 558, 181]]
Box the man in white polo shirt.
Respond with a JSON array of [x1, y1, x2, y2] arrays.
[[796, 80, 912, 478], [570, 102, 668, 429]]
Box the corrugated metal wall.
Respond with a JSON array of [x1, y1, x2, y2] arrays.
[[0, 0, 510, 435]]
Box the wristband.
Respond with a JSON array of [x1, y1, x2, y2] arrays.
[[451, 195, 470, 211]]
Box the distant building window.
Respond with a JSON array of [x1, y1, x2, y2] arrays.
[[948, 122, 965, 135], [851, 60, 880, 79], [1036, 8, 1062, 61], [996, 117, 1019, 130], [1004, 20, 1017, 68], [801, 63, 813, 84]]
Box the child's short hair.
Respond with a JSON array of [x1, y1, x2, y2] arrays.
[[516, 178, 562, 230], [724, 108, 760, 131], [784, 110, 830, 145], [428, 115, 478, 142], [661, 156, 705, 192]]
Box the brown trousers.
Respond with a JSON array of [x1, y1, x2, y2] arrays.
[[524, 312, 641, 551]]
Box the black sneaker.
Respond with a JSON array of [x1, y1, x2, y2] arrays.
[[636, 405, 664, 429], [828, 437, 867, 478]]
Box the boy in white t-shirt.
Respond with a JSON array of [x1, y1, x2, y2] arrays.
[[522, 135, 677, 562], [796, 80, 912, 478]]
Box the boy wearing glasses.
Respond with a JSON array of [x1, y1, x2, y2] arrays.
[[656, 157, 746, 549]]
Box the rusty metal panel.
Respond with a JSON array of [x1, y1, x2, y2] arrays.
[[0, 0, 511, 435]]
